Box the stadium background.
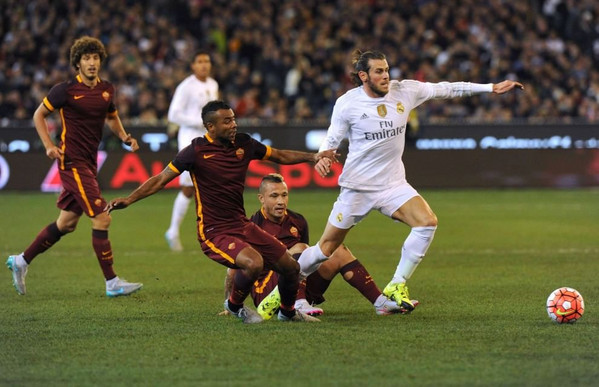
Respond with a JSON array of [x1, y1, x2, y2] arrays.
[[0, 0, 598, 191]]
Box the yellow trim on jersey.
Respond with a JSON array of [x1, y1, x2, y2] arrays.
[[190, 171, 235, 264], [59, 108, 67, 170], [191, 172, 205, 239], [167, 162, 180, 174], [76, 74, 100, 84], [204, 238, 235, 264], [262, 145, 272, 160], [42, 97, 55, 112], [72, 167, 94, 216], [254, 270, 275, 294], [205, 133, 214, 143]]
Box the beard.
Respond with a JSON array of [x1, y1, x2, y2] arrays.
[[365, 78, 387, 97]]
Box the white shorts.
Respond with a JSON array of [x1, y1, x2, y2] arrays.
[[327, 183, 419, 229], [177, 126, 206, 187]]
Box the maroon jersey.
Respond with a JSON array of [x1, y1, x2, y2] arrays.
[[250, 208, 310, 249], [169, 132, 271, 240], [42, 74, 117, 172]]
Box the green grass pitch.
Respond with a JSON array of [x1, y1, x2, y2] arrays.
[[1, 189, 598, 386]]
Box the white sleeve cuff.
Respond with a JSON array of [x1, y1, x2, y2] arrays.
[[471, 83, 494, 93]]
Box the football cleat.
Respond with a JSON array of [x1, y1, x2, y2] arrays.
[[374, 297, 404, 316], [383, 282, 415, 313], [277, 309, 321, 322], [6, 254, 27, 295], [224, 300, 263, 324], [294, 298, 323, 316], [164, 231, 183, 252], [256, 286, 281, 320], [106, 277, 143, 297]]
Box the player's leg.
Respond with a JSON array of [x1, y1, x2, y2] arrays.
[[165, 128, 198, 251], [91, 211, 142, 297], [223, 246, 264, 323], [384, 194, 438, 311], [6, 209, 79, 295], [165, 183, 193, 252], [309, 245, 406, 315], [298, 188, 369, 277], [297, 222, 350, 277], [285, 244, 324, 316], [270, 252, 320, 322]]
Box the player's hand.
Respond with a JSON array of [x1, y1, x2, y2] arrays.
[[105, 198, 130, 213], [122, 133, 139, 152], [315, 157, 332, 177], [45, 145, 63, 160], [493, 80, 524, 94], [315, 148, 339, 164]]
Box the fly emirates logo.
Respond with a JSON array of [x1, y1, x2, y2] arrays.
[[364, 120, 405, 141]]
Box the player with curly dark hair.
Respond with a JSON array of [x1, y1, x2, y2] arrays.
[[6, 36, 142, 297]]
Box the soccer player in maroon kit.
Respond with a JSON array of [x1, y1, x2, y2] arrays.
[[6, 36, 142, 297], [223, 173, 411, 318], [107, 100, 337, 323]]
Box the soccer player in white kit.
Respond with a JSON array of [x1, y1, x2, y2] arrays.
[[300, 50, 524, 311], [165, 51, 219, 251]]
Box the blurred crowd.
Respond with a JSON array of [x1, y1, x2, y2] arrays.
[[1, 0, 599, 126]]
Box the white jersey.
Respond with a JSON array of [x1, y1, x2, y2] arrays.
[[320, 80, 493, 190], [168, 75, 219, 149]]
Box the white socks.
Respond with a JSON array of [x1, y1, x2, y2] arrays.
[[297, 243, 329, 277], [167, 191, 191, 237], [16, 253, 27, 267], [392, 226, 437, 283]]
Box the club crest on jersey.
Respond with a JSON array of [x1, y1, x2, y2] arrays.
[[94, 199, 103, 207], [102, 91, 110, 101], [289, 226, 299, 238], [235, 148, 244, 160], [397, 102, 405, 113], [377, 104, 387, 117], [228, 242, 236, 250], [336, 213, 343, 223]]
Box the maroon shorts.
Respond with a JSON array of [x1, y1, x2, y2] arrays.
[[57, 166, 106, 217], [200, 222, 287, 270]]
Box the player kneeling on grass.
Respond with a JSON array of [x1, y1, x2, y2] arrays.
[[220, 173, 417, 319], [107, 100, 338, 323]]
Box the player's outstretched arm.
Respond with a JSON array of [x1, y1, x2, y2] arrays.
[[106, 166, 179, 213], [268, 148, 339, 165], [492, 80, 524, 94]]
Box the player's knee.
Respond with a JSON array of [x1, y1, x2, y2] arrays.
[[56, 219, 78, 233], [279, 254, 300, 276], [420, 213, 438, 228], [59, 223, 77, 233], [244, 259, 264, 278], [92, 213, 111, 229]]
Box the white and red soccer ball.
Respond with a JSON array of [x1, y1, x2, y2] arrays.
[[546, 287, 584, 324]]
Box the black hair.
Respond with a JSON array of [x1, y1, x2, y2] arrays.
[[349, 49, 386, 86], [192, 51, 211, 64], [201, 100, 232, 125]]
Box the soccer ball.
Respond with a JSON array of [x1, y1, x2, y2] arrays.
[[546, 287, 584, 324]]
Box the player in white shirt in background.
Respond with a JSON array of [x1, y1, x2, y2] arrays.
[[165, 51, 219, 251], [301, 49, 524, 311]]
